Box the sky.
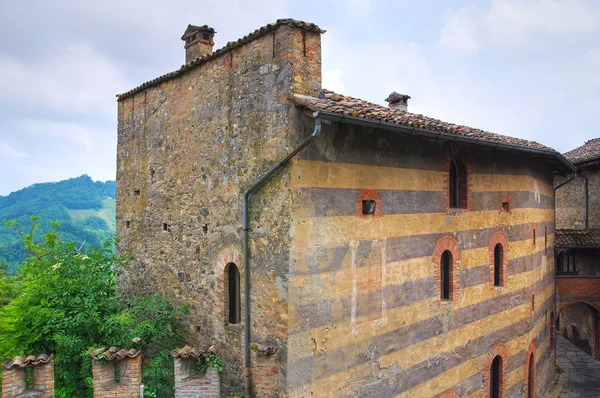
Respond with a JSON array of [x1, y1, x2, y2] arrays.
[[0, 0, 599, 195]]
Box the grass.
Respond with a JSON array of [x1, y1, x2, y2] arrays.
[[68, 199, 116, 231]]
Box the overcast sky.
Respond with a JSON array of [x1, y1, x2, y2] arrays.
[[0, 0, 599, 195]]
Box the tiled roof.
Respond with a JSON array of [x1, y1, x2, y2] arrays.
[[170, 345, 219, 359], [90, 347, 140, 361], [555, 229, 600, 248], [564, 138, 600, 165], [117, 19, 325, 100], [2, 354, 52, 370], [254, 344, 278, 356], [294, 90, 555, 152]]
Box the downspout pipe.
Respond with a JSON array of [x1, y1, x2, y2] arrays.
[[584, 174, 589, 229], [242, 116, 322, 395]]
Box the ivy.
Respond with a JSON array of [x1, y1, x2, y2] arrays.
[[196, 352, 224, 374]]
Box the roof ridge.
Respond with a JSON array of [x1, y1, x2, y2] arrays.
[[117, 19, 325, 101]]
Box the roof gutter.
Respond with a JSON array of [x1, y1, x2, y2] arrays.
[[315, 111, 577, 173], [242, 116, 322, 396]]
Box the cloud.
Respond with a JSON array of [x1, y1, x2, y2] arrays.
[[439, 0, 600, 57]]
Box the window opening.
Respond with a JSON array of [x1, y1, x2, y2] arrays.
[[494, 243, 503, 287], [527, 354, 535, 398], [449, 160, 458, 208], [228, 264, 241, 324], [490, 356, 501, 398], [501, 201, 510, 213], [441, 250, 452, 300], [362, 200, 376, 215]]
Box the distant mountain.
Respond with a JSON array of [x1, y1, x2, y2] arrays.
[[0, 175, 116, 274]]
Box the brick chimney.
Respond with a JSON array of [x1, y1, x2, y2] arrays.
[[385, 91, 411, 112], [182, 24, 216, 64]]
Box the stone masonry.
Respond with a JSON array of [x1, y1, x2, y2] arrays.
[[116, 19, 322, 394], [90, 348, 141, 398], [116, 17, 571, 397], [1, 354, 54, 398]]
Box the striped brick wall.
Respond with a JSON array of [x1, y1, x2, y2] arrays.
[[285, 122, 556, 397]]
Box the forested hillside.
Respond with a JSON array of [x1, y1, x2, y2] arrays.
[[0, 175, 116, 274]]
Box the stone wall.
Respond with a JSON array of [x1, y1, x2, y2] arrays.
[[559, 302, 596, 355], [286, 120, 557, 397], [173, 358, 220, 398], [555, 165, 600, 230], [116, 21, 322, 394], [555, 174, 585, 229], [1, 355, 54, 398]]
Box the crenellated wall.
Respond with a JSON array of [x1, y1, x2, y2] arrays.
[[286, 121, 557, 397]]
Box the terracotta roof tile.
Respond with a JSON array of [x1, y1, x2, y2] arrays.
[[254, 344, 278, 356], [555, 229, 600, 248], [90, 347, 140, 361], [118, 19, 325, 101], [2, 354, 52, 370], [294, 90, 557, 152], [181, 24, 216, 40], [563, 138, 600, 165], [170, 345, 219, 359]]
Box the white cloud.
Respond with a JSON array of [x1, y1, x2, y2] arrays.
[[0, 43, 130, 115], [439, 0, 600, 56]]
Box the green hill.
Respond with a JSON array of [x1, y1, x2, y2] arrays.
[[0, 175, 116, 274]]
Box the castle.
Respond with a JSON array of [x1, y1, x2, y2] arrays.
[[116, 19, 575, 397]]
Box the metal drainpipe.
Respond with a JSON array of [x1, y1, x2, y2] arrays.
[[584, 174, 589, 229], [242, 116, 322, 396]]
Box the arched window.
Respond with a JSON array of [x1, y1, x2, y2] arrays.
[[494, 243, 503, 287], [490, 355, 502, 398], [441, 250, 452, 300], [527, 354, 535, 398], [449, 160, 458, 208], [227, 263, 241, 324], [449, 159, 467, 209]]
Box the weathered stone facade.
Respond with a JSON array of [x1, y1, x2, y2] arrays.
[[554, 138, 600, 362], [117, 18, 566, 397]]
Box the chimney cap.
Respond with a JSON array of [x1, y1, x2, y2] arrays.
[[384, 91, 411, 104], [181, 24, 216, 41]]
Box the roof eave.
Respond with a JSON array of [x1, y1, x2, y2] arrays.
[[305, 109, 576, 173]]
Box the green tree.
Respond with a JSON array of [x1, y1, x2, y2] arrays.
[[0, 218, 185, 397]]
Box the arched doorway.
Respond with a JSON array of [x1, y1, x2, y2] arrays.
[[558, 301, 600, 358]]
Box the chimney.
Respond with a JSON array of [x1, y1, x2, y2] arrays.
[[181, 24, 216, 64], [385, 91, 411, 112]]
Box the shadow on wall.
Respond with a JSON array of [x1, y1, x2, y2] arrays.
[[563, 325, 592, 355]]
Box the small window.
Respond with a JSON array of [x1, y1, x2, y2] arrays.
[[362, 200, 376, 215], [163, 223, 170, 232], [501, 201, 510, 213], [440, 250, 452, 300], [527, 354, 535, 398], [532, 227, 536, 246], [531, 294, 535, 312], [126, 220, 131, 228], [490, 356, 502, 398], [227, 263, 241, 324], [203, 33, 210, 40], [544, 227, 547, 254], [449, 159, 467, 209], [493, 243, 503, 287], [134, 189, 141, 196]]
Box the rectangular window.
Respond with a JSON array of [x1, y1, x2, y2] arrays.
[[544, 227, 547, 254]]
